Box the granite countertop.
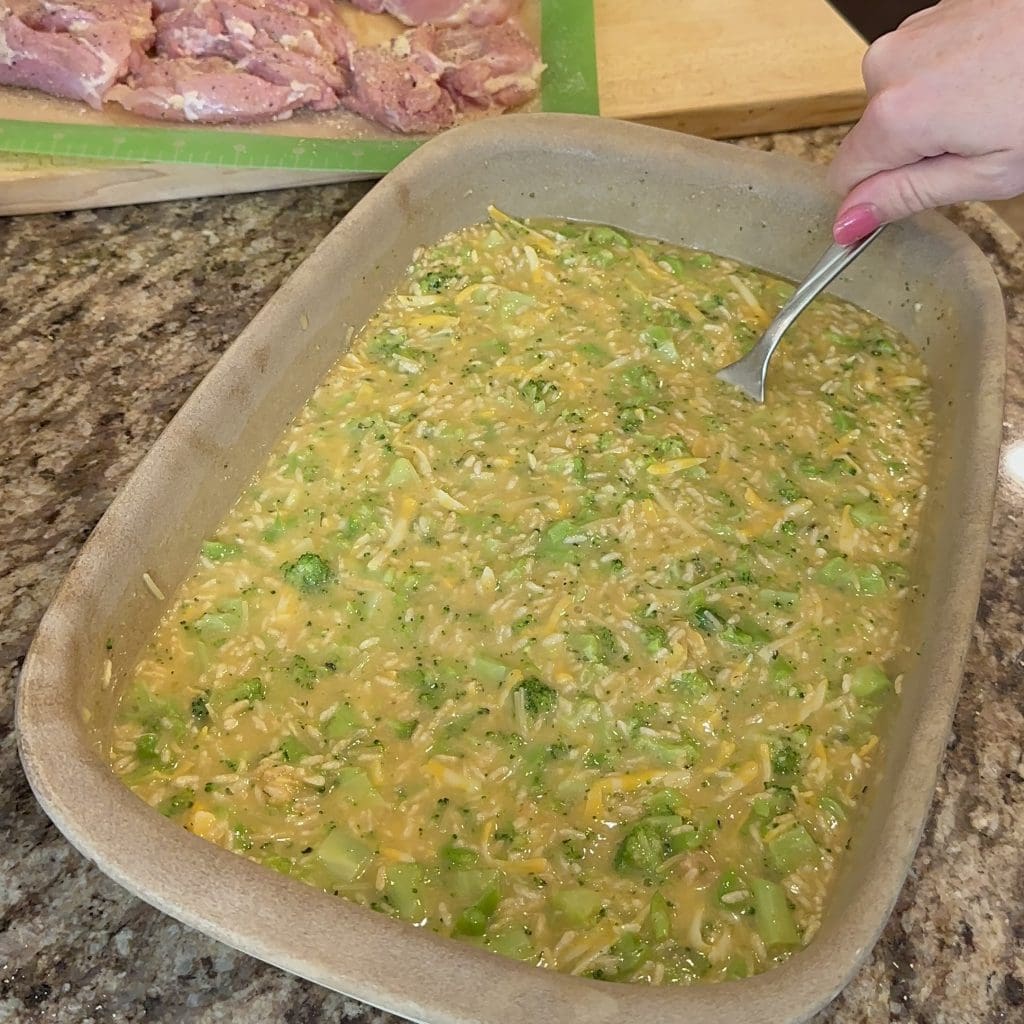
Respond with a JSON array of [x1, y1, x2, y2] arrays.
[[1, 126, 1021, 1023]]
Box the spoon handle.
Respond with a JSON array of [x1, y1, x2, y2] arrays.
[[715, 226, 886, 403], [783, 226, 886, 321]]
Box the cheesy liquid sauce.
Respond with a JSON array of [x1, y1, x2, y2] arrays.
[[110, 211, 934, 984]]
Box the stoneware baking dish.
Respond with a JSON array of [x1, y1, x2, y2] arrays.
[[17, 114, 1005, 1024]]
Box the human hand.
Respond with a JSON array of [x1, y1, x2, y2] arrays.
[[828, 0, 1024, 244]]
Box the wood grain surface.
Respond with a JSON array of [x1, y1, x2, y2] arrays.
[[0, 0, 867, 215]]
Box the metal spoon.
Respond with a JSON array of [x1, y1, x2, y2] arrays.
[[715, 226, 886, 402]]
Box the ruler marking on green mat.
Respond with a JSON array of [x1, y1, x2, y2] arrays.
[[0, 0, 598, 170]]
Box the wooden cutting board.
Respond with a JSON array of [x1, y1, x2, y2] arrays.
[[0, 0, 866, 215]]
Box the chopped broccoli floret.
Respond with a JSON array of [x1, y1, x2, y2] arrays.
[[569, 624, 620, 664], [614, 821, 671, 876], [399, 666, 447, 709], [281, 552, 333, 593], [134, 733, 160, 765], [201, 540, 238, 562], [158, 788, 195, 818], [225, 676, 264, 703], [516, 677, 557, 716], [619, 364, 660, 396], [419, 268, 458, 293], [519, 378, 561, 406], [289, 655, 318, 690], [672, 670, 712, 703], [641, 624, 669, 654], [689, 605, 724, 634], [279, 736, 309, 763], [770, 740, 803, 781], [190, 695, 209, 722]]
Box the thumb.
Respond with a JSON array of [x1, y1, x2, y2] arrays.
[[832, 151, 1012, 244]]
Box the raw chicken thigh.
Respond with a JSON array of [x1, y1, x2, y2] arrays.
[[0, 0, 543, 128], [349, 0, 520, 27], [0, 5, 131, 108], [107, 54, 316, 121]]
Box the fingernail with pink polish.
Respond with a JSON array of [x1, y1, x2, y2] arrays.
[[833, 203, 882, 246]]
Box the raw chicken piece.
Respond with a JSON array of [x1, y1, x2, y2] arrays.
[[155, 0, 339, 12], [262, 0, 339, 16], [156, 0, 350, 108], [0, 7, 131, 107], [412, 20, 541, 109], [30, 0, 155, 66], [155, 0, 236, 57], [217, 0, 349, 63], [349, 0, 520, 27], [343, 36, 455, 133], [235, 45, 341, 110], [158, 0, 349, 62], [344, 17, 540, 133], [107, 54, 315, 121], [163, 0, 340, 15]]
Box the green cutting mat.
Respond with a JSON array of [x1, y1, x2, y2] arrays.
[[0, 0, 597, 171]]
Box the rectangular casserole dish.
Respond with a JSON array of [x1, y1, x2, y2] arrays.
[[16, 114, 1005, 1024]]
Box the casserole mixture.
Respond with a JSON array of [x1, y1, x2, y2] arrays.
[[110, 210, 934, 984]]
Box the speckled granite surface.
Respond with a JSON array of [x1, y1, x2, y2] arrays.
[[1, 127, 1022, 1023]]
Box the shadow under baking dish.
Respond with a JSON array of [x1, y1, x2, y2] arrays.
[[16, 114, 1005, 1024]]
